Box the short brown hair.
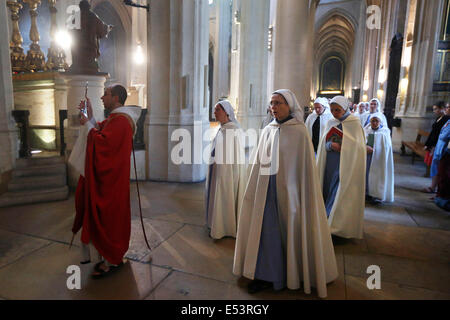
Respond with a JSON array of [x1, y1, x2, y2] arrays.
[[111, 85, 128, 105]]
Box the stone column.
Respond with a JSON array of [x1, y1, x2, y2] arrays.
[[65, 74, 107, 187], [146, 0, 209, 182], [271, 0, 316, 108], [0, 0, 18, 192], [360, 0, 382, 102], [230, 0, 270, 130], [391, 0, 447, 151], [375, 0, 398, 105], [212, 0, 232, 103]]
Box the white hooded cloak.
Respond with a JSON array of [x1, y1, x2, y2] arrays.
[[233, 89, 338, 298], [361, 98, 388, 128], [317, 97, 367, 239], [205, 100, 246, 239], [305, 97, 334, 146], [365, 114, 394, 202]]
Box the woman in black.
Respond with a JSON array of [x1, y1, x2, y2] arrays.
[[422, 101, 449, 193]]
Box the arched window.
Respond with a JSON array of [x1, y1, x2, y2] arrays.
[[319, 56, 345, 95]]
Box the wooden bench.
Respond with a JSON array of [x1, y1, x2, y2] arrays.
[[401, 129, 430, 176]]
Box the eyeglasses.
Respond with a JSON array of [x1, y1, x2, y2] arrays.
[[269, 101, 286, 107]]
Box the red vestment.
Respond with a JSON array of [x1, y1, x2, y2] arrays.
[[73, 113, 133, 265]]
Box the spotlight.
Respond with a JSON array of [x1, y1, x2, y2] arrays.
[[55, 30, 72, 49]]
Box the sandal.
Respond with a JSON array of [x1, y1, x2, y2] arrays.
[[421, 187, 435, 194], [92, 261, 125, 279]]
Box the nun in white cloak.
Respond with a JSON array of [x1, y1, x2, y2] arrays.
[[364, 113, 394, 203], [317, 96, 367, 239], [361, 98, 388, 128], [205, 100, 246, 239], [233, 89, 338, 298], [357, 102, 369, 127], [305, 97, 334, 153]]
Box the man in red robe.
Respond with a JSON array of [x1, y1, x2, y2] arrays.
[[72, 84, 141, 278]]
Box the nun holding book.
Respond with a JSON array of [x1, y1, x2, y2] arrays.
[[317, 96, 367, 239]]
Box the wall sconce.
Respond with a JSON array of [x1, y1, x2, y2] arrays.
[[133, 44, 145, 65], [377, 89, 384, 99], [362, 94, 368, 102], [363, 78, 370, 91], [55, 29, 72, 50], [267, 25, 273, 51], [234, 10, 241, 24], [402, 45, 412, 68], [400, 78, 409, 93], [378, 67, 386, 83]]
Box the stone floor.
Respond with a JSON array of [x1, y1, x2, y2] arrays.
[[0, 153, 448, 300]]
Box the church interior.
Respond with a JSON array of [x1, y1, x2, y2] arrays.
[[0, 0, 449, 300]]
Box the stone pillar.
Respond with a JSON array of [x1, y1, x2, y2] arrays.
[[146, 0, 209, 182], [130, 0, 148, 108], [360, 0, 382, 102], [0, 0, 18, 193], [230, 0, 270, 130], [271, 0, 316, 108], [65, 74, 107, 187], [391, 0, 447, 151], [375, 0, 398, 106], [212, 0, 232, 103], [350, 1, 368, 98], [304, 0, 319, 103]]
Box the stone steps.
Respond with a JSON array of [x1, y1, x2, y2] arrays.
[[0, 156, 69, 208], [13, 163, 67, 178], [8, 174, 67, 192], [15, 156, 65, 168], [0, 186, 69, 208]]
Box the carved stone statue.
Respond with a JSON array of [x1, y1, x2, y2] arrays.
[[68, 0, 112, 74]]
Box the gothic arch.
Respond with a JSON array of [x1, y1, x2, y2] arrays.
[[90, 0, 132, 33], [313, 10, 356, 97], [90, 0, 131, 87], [315, 7, 358, 33]]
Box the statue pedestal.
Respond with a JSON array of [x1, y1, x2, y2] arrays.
[[64, 73, 107, 187]]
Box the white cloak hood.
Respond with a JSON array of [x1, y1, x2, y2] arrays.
[[365, 125, 395, 202], [316, 114, 367, 239], [233, 117, 338, 298], [305, 97, 334, 144]]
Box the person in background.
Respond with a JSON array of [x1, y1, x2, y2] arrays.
[[362, 98, 388, 128], [357, 102, 369, 127], [365, 114, 394, 204], [429, 104, 450, 208], [205, 100, 246, 240], [422, 101, 450, 193], [304, 97, 334, 153]]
